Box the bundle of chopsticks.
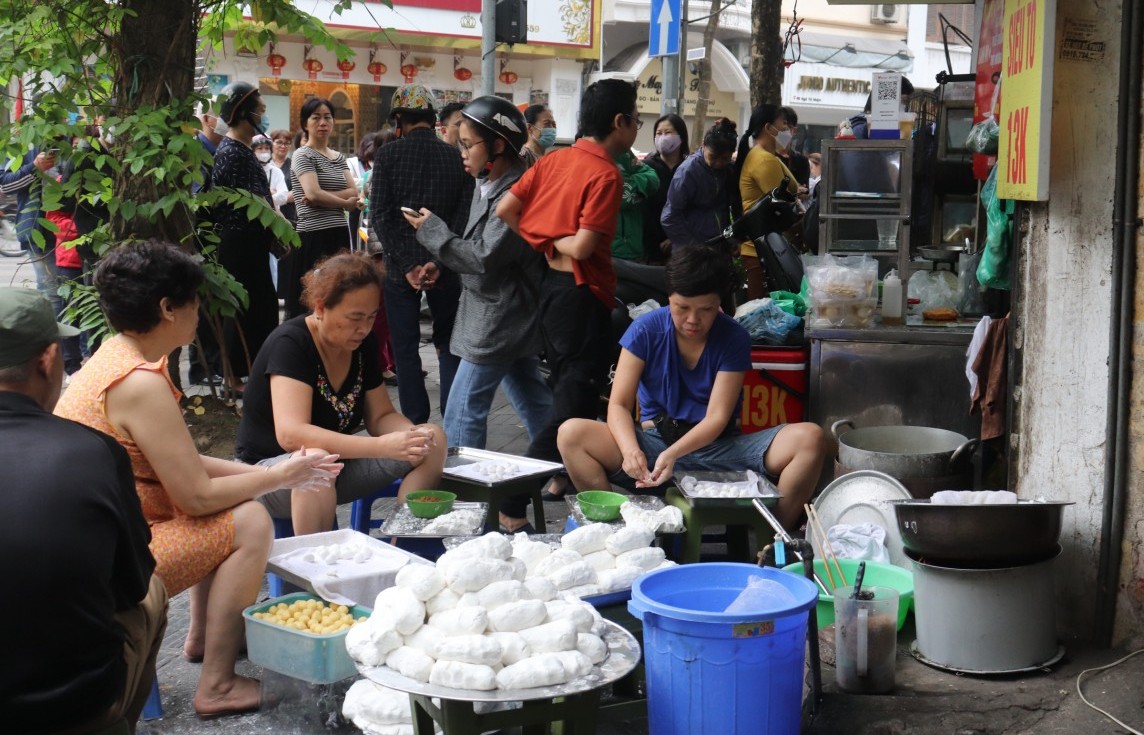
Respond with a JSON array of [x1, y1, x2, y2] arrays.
[[803, 503, 848, 595]]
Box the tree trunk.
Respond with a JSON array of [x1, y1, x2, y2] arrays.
[[690, 0, 722, 138], [750, 0, 784, 107], [112, 0, 200, 243]]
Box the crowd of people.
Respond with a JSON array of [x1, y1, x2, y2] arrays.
[[0, 79, 832, 730]]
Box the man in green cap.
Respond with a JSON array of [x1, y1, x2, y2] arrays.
[[0, 287, 168, 734]]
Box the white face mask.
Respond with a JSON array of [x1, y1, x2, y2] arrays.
[[256, 151, 272, 163], [773, 127, 793, 150]]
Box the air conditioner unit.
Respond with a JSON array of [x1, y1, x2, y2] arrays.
[[870, 4, 903, 24]]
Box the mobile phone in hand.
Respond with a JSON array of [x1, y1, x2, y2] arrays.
[[400, 206, 419, 216]]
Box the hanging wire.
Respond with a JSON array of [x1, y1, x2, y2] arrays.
[[782, 0, 804, 68], [939, 12, 975, 76]]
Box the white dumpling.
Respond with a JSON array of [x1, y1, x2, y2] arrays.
[[385, 645, 435, 683], [450, 532, 512, 561], [476, 580, 529, 610], [428, 660, 497, 691], [561, 523, 614, 556], [488, 599, 547, 633], [428, 606, 489, 636], [544, 600, 597, 634], [444, 558, 515, 593], [653, 559, 679, 570], [395, 564, 446, 601], [576, 633, 608, 665], [433, 634, 504, 666], [546, 561, 597, 591], [487, 631, 531, 665], [605, 526, 656, 555], [522, 576, 558, 602], [342, 679, 412, 727], [519, 619, 578, 653], [597, 566, 643, 593], [373, 587, 426, 636], [532, 549, 585, 579], [615, 546, 667, 572], [495, 653, 568, 690], [403, 624, 445, 656], [511, 536, 553, 573], [425, 588, 461, 616], [457, 592, 482, 608], [562, 583, 603, 598], [506, 556, 528, 581], [550, 650, 593, 678], [582, 550, 616, 572], [344, 619, 402, 666]]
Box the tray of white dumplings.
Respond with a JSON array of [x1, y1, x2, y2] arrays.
[[442, 447, 564, 487], [349, 532, 644, 702], [675, 470, 781, 506]]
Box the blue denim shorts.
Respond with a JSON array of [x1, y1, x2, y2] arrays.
[[608, 424, 784, 493]]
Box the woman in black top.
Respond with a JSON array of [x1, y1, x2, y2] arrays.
[[641, 114, 689, 263]]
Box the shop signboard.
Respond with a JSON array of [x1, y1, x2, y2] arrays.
[[997, 0, 1056, 201], [635, 60, 737, 120], [783, 62, 871, 110], [972, 0, 1005, 181]]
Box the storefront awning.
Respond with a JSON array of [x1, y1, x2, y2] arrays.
[[787, 31, 914, 73]]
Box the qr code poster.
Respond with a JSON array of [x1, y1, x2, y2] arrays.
[[869, 71, 902, 126]]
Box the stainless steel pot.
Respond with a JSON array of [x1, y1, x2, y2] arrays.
[[831, 420, 978, 479], [891, 499, 1073, 565]]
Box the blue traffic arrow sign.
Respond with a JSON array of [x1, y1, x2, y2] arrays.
[[649, 0, 681, 57]]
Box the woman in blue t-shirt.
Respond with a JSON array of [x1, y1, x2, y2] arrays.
[[556, 246, 828, 532]]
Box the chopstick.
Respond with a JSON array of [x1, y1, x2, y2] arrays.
[[805, 503, 847, 589], [803, 504, 838, 590]]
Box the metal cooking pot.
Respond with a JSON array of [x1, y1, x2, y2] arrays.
[[891, 499, 1073, 565], [831, 420, 978, 479]]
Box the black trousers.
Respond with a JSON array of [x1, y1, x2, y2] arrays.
[[502, 270, 612, 519], [217, 229, 280, 378], [281, 225, 351, 319]]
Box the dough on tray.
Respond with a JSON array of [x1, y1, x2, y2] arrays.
[[443, 558, 515, 593], [345, 619, 402, 666], [562, 583, 602, 598], [395, 564, 445, 601], [487, 599, 547, 633], [433, 634, 504, 666], [597, 565, 643, 593], [544, 600, 598, 634], [476, 579, 528, 610], [582, 549, 616, 572], [615, 546, 666, 572], [425, 588, 461, 616], [450, 531, 513, 560], [519, 619, 578, 653], [511, 536, 553, 573], [402, 624, 445, 656], [605, 526, 656, 556], [487, 631, 531, 665], [428, 660, 498, 691], [427, 605, 489, 636], [576, 633, 608, 665], [385, 646, 435, 683], [550, 649, 593, 678], [531, 549, 585, 579], [421, 509, 484, 535], [561, 523, 614, 556], [546, 561, 597, 591], [495, 653, 569, 690], [373, 587, 426, 636], [342, 679, 412, 727], [523, 576, 558, 602]]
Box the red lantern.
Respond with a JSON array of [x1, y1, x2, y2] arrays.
[[400, 64, 418, 82], [499, 70, 518, 85], [454, 67, 473, 82], [368, 61, 387, 82], [303, 57, 324, 80], [337, 59, 355, 80], [267, 52, 287, 77]]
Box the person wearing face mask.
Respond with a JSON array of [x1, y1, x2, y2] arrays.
[[642, 114, 689, 263], [253, 135, 289, 211], [778, 106, 811, 187], [660, 118, 741, 249], [735, 104, 802, 300], [520, 104, 558, 168], [211, 82, 282, 391]]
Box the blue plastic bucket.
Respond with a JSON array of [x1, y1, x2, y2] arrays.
[[629, 563, 818, 735]]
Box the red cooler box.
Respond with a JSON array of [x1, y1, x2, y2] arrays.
[[740, 346, 808, 433]]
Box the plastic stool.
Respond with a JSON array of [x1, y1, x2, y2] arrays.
[[664, 486, 772, 564], [141, 677, 162, 721], [349, 479, 402, 534]]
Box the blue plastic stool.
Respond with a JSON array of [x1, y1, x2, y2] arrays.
[[141, 677, 162, 721], [350, 479, 402, 534]]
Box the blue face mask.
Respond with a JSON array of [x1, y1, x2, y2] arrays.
[[252, 112, 269, 135], [537, 127, 557, 149]]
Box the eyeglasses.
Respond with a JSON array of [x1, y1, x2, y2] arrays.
[[457, 138, 486, 153], [623, 113, 644, 130]]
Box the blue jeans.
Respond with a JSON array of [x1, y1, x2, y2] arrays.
[[384, 272, 460, 425], [444, 356, 553, 449], [607, 425, 785, 492]]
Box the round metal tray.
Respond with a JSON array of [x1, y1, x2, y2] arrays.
[[813, 470, 913, 568], [356, 620, 641, 703], [918, 246, 966, 263]]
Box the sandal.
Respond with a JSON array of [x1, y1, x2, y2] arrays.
[[539, 474, 574, 502]]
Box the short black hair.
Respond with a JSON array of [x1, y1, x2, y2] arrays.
[[396, 109, 437, 127], [94, 240, 204, 334], [665, 245, 734, 301], [579, 79, 638, 140], [523, 104, 549, 125], [299, 97, 335, 131], [780, 106, 799, 128], [439, 102, 465, 124]]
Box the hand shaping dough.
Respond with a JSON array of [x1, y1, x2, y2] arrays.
[[373, 587, 426, 636], [576, 633, 608, 665], [495, 653, 569, 690], [546, 561, 597, 591], [395, 564, 446, 601], [443, 558, 515, 593], [487, 599, 547, 632], [615, 546, 666, 572], [433, 634, 504, 666], [428, 660, 498, 691], [488, 631, 531, 665], [519, 619, 578, 653], [561, 523, 614, 556], [345, 619, 403, 666], [476, 580, 528, 610], [428, 606, 489, 636], [605, 526, 656, 556], [385, 645, 435, 683]]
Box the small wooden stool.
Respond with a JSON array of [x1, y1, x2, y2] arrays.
[[664, 486, 773, 564]]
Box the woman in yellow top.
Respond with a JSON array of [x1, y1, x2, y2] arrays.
[[735, 104, 801, 300]]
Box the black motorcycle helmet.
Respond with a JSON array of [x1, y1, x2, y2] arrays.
[[461, 96, 528, 154], [217, 81, 260, 128]]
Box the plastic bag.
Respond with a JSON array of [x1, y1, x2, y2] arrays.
[[965, 116, 999, 154], [907, 269, 959, 311], [734, 299, 802, 345], [724, 575, 797, 614], [957, 251, 986, 315], [977, 167, 1012, 290], [770, 290, 807, 317], [826, 523, 890, 564], [627, 299, 659, 320], [803, 254, 879, 328]]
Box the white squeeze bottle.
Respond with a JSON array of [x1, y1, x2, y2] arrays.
[[882, 269, 903, 324]]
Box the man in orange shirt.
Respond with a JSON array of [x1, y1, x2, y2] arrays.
[[497, 79, 639, 532]]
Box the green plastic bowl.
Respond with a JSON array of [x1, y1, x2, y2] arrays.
[[577, 490, 627, 522], [404, 490, 457, 519], [781, 558, 914, 630]]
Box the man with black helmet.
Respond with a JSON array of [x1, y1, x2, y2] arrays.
[[210, 81, 281, 393], [402, 99, 551, 529], [370, 84, 474, 424]]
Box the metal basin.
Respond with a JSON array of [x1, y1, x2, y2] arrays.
[[891, 499, 1073, 565], [832, 420, 978, 479]]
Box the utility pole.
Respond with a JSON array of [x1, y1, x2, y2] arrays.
[[481, 0, 496, 96], [676, 0, 689, 115]]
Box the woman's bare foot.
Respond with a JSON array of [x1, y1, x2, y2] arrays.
[[194, 675, 262, 718], [183, 633, 204, 663]]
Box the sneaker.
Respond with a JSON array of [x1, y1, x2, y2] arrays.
[[193, 374, 223, 386]]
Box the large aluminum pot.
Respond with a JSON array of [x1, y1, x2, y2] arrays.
[[891, 499, 1073, 565], [831, 420, 979, 479]]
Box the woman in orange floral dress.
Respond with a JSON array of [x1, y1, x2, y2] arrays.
[[56, 241, 341, 718]]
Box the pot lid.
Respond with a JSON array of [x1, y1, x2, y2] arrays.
[[812, 470, 913, 569]]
